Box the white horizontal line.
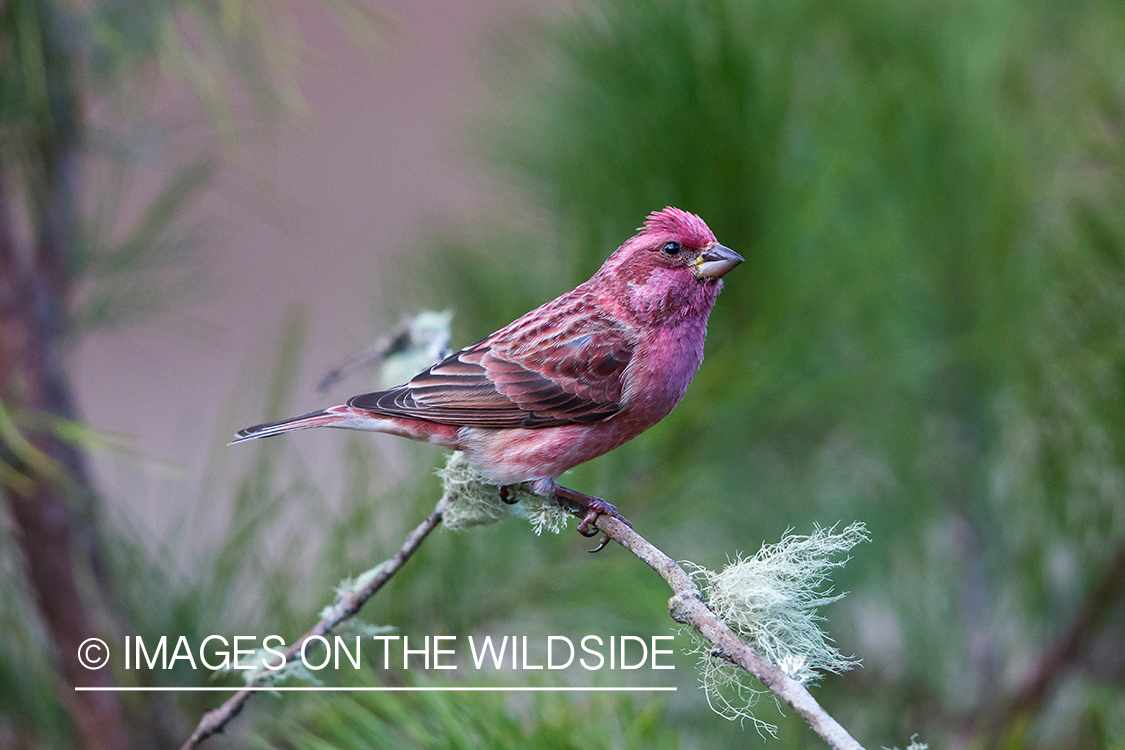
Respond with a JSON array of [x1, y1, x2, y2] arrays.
[[75, 686, 676, 693]]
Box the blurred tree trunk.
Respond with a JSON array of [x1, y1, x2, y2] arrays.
[[0, 3, 129, 747]]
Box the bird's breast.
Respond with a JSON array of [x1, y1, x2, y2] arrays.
[[621, 319, 708, 424]]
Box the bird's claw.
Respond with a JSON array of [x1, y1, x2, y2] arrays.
[[575, 496, 624, 535], [588, 534, 612, 553], [576, 509, 601, 537], [556, 488, 630, 553], [498, 485, 518, 505]]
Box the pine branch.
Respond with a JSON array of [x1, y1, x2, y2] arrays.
[[180, 497, 864, 750], [595, 515, 864, 750]]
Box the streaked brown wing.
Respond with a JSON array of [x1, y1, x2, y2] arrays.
[[347, 314, 633, 428]]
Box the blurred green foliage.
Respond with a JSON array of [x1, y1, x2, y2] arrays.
[[256, 684, 678, 750]]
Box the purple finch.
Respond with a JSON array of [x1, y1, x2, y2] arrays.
[[233, 207, 742, 549]]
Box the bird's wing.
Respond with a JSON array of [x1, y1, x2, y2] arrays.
[[347, 303, 633, 428]]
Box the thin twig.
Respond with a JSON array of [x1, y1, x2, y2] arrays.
[[593, 515, 864, 750], [178, 500, 446, 749]]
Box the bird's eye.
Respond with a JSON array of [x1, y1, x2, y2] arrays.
[[661, 241, 681, 256]]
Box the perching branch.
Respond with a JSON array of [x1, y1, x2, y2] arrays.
[[593, 514, 864, 750], [181, 492, 863, 750], [178, 500, 446, 749]]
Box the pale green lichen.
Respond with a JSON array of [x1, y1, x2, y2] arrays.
[[884, 734, 928, 750], [319, 566, 398, 636], [376, 310, 454, 389], [686, 522, 870, 732], [320, 562, 390, 620], [523, 496, 571, 535], [436, 451, 570, 534], [236, 648, 321, 688], [211, 642, 319, 689]]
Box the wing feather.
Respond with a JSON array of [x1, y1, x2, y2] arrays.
[[347, 294, 633, 428]]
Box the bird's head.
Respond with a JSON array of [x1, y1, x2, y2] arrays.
[[595, 207, 743, 322]]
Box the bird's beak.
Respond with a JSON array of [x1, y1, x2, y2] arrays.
[[693, 243, 744, 279]]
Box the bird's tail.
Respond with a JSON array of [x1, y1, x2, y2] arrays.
[[229, 408, 349, 445]]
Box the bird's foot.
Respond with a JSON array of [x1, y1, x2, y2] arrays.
[[498, 485, 518, 505], [554, 486, 632, 553]]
